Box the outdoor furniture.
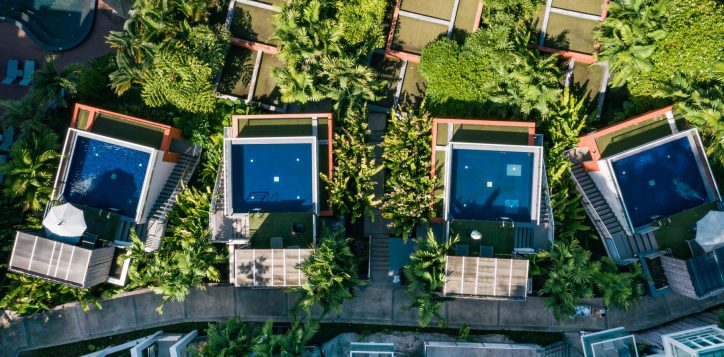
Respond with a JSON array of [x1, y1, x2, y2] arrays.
[[270, 236, 283, 249], [81, 233, 98, 249], [291, 223, 305, 237], [469, 229, 482, 240], [18, 60, 35, 86], [479, 245, 493, 257], [455, 244, 469, 256], [2, 59, 20, 85], [695, 211, 724, 252]]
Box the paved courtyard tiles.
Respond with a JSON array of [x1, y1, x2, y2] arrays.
[[446, 298, 499, 326], [185, 286, 235, 320]]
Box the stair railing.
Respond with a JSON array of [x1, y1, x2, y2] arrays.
[[569, 168, 614, 241]]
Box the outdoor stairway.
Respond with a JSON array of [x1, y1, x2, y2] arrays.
[[370, 235, 391, 285], [142, 146, 202, 251], [571, 163, 657, 263], [514, 225, 534, 249]]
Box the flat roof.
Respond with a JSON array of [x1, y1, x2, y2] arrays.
[[60, 129, 155, 221], [444, 143, 543, 223], [424, 341, 541, 357], [8, 232, 96, 288], [581, 328, 638, 357], [687, 246, 724, 298], [233, 248, 310, 287], [443, 256, 529, 299], [604, 130, 718, 231], [225, 137, 318, 214]]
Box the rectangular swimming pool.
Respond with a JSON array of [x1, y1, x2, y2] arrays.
[[448, 147, 536, 222], [63, 135, 151, 218], [230, 143, 314, 213], [611, 135, 711, 229]]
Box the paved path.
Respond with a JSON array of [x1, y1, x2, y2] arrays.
[[1, 285, 722, 356]]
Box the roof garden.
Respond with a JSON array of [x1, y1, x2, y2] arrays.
[[538, 0, 606, 60], [386, 0, 483, 60], [219, 0, 286, 112]]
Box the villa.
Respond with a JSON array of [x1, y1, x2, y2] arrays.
[[581, 327, 639, 357], [582, 324, 724, 356], [428, 118, 553, 300], [8, 104, 200, 288], [569, 107, 722, 267], [209, 113, 334, 287]]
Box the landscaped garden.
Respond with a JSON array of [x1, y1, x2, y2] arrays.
[[0, 0, 723, 351]]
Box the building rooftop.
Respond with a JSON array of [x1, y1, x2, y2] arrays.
[[424, 341, 543, 357], [443, 256, 529, 300], [581, 327, 638, 357], [662, 325, 724, 357], [232, 248, 310, 287]]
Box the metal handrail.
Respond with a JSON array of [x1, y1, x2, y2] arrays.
[[541, 162, 555, 244]]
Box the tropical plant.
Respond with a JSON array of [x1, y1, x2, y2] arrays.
[[195, 317, 257, 357], [0, 273, 112, 315], [0, 129, 59, 213], [293, 229, 365, 315], [27, 56, 82, 108], [419, 7, 563, 120], [322, 108, 380, 223], [535, 240, 600, 320], [595, 257, 645, 310], [0, 97, 48, 133], [252, 319, 319, 357], [123, 187, 225, 313], [381, 108, 435, 238], [403, 231, 458, 327]]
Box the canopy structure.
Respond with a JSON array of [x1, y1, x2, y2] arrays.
[[696, 211, 724, 252], [444, 256, 529, 300], [233, 249, 311, 287], [43, 203, 86, 244]]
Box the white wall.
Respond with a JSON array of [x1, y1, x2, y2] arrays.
[[589, 163, 632, 235], [139, 151, 175, 223]]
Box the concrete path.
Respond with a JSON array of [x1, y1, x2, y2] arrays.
[[2, 284, 722, 356]]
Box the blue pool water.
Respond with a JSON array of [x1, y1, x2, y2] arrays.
[[231, 143, 314, 213], [63, 136, 150, 218], [612, 136, 710, 228], [449, 149, 534, 221]]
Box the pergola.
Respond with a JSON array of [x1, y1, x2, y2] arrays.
[[444, 256, 529, 300]]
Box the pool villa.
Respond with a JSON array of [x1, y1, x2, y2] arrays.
[[210, 113, 333, 287], [428, 119, 551, 300], [8, 104, 200, 288], [570, 106, 722, 269]]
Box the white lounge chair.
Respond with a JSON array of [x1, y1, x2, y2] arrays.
[[2, 59, 20, 85], [18, 60, 35, 86]]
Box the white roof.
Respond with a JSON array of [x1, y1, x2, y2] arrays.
[[444, 256, 529, 299], [233, 248, 311, 287]]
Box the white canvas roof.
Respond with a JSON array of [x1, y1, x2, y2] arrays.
[[444, 256, 529, 299], [8, 232, 92, 288], [233, 248, 311, 287]]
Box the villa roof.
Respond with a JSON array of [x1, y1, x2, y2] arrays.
[[443, 256, 529, 300], [232, 248, 311, 287], [687, 247, 724, 298], [8, 231, 114, 288], [581, 327, 638, 357]]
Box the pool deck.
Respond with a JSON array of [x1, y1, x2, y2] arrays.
[[0, 1, 123, 101]]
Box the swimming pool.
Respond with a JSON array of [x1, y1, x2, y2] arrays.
[[63, 136, 151, 218], [448, 147, 536, 222], [230, 143, 314, 213], [611, 136, 711, 228]]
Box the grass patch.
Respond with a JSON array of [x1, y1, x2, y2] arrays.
[[451, 124, 530, 145], [596, 118, 672, 158], [543, 13, 598, 54], [250, 212, 315, 248], [654, 202, 717, 259], [90, 114, 165, 149], [394, 16, 448, 54], [449, 220, 515, 257]]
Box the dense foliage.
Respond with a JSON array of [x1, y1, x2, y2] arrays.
[[403, 231, 458, 327], [195, 318, 318, 357], [107, 0, 229, 113], [124, 187, 225, 313], [293, 229, 366, 315], [419, 0, 562, 119], [195, 317, 257, 356], [271, 0, 386, 106], [381, 109, 435, 238]]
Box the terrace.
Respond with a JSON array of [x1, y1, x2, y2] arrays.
[[538, 0, 608, 60], [210, 114, 334, 285], [218, 0, 286, 112], [580, 327, 639, 357], [570, 107, 722, 265], [432, 119, 553, 257]]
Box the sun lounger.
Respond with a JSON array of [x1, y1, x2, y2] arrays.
[[2, 59, 20, 85], [18, 60, 35, 86]]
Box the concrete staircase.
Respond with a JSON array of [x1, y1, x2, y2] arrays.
[[515, 225, 534, 249], [142, 146, 202, 251], [570, 163, 625, 236], [370, 236, 391, 285]]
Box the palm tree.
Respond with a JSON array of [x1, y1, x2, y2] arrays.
[[0, 97, 47, 133], [275, 319, 319, 357], [537, 240, 600, 320], [28, 56, 82, 108], [593, 0, 668, 87], [292, 228, 366, 315], [595, 257, 644, 310], [403, 231, 459, 327], [195, 317, 257, 357], [0, 143, 58, 213]]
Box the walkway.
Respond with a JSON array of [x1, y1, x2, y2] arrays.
[[1, 285, 722, 356]]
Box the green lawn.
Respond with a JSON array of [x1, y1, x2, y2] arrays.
[[551, 0, 604, 16], [90, 114, 165, 149], [451, 124, 530, 145], [394, 16, 448, 54], [654, 202, 717, 259], [543, 13, 598, 54], [249, 212, 314, 248], [449, 220, 515, 258], [596, 118, 672, 158], [400, 0, 455, 19]]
